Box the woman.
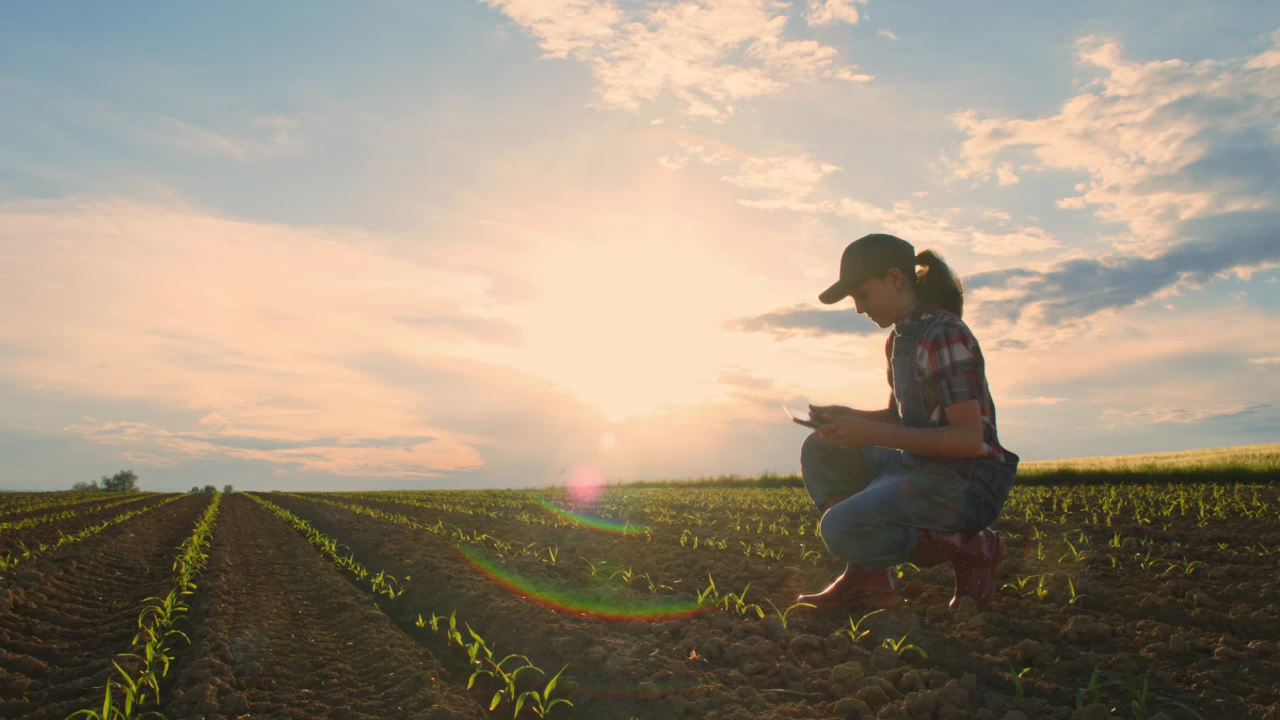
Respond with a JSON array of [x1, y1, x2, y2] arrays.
[[797, 233, 1018, 613]]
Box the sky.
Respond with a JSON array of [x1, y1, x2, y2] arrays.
[[2, 1, 1279, 492]]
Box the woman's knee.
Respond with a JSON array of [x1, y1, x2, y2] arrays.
[[800, 431, 825, 467]]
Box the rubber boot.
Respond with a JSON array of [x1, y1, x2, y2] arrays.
[[796, 563, 896, 611], [908, 528, 1005, 611]]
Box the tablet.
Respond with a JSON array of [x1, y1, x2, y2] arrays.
[[783, 405, 825, 429]]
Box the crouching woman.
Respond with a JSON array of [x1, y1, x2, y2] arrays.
[[798, 233, 1019, 613]]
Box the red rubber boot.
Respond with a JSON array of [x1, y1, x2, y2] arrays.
[[796, 564, 896, 611], [909, 528, 1006, 612]]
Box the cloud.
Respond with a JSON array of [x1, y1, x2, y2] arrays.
[[720, 152, 841, 211], [805, 0, 867, 26], [947, 32, 1280, 256], [1001, 396, 1069, 406], [63, 419, 474, 478], [725, 304, 880, 339], [482, 0, 871, 122], [1100, 400, 1277, 427], [1249, 355, 1280, 365], [395, 314, 523, 346], [877, 29, 898, 41], [967, 209, 1280, 326], [479, 0, 624, 60]]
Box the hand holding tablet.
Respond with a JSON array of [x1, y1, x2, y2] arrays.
[[783, 405, 827, 429]]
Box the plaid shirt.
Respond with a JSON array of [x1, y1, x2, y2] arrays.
[[885, 305, 1017, 466]]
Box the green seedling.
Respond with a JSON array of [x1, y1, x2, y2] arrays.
[[515, 664, 574, 718], [1008, 664, 1032, 698], [1001, 574, 1041, 598], [881, 632, 927, 661], [765, 599, 816, 629], [840, 608, 884, 642], [1065, 576, 1090, 606], [696, 574, 719, 606], [1074, 669, 1122, 709]]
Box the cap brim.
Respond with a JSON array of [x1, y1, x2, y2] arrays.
[[818, 280, 850, 305]]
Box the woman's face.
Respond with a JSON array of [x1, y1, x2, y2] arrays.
[[848, 270, 907, 327]]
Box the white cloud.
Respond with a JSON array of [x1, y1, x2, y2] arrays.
[[1001, 396, 1069, 406], [805, 0, 867, 26], [947, 32, 1280, 256], [480, 0, 624, 59], [877, 29, 898, 41], [1100, 401, 1276, 427], [720, 152, 841, 211], [484, 0, 871, 122], [1249, 355, 1280, 365]]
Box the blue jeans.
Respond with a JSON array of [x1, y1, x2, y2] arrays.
[[800, 432, 997, 569]]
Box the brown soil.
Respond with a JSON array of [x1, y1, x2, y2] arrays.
[[161, 493, 485, 720], [268, 489, 1280, 720], [0, 494, 172, 558], [0, 493, 210, 719]]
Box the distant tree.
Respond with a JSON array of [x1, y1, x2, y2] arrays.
[[70, 479, 100, 492], [190, 486, 200, 493], [202, 484, 217, 494], [222, 484, 234, 494], [99, 470, 140, 493]]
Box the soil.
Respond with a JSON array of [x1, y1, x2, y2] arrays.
[[264, 488, 1280, 720], [161, 493, 484, 720], [0, 494, 169, 558], [2, 484, 1276, 720], [0, 493, 210, 719]]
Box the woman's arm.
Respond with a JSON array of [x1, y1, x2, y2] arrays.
[[810, 393, 901, 425], [816, 399, 984, 458]]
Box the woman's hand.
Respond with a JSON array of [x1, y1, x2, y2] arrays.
[[808, 404, 853, 424], [815, 416, 879, 448]]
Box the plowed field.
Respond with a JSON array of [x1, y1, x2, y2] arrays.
[[1, 483, 1276, 720]]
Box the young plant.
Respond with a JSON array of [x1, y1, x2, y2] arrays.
[[1074, 669, 1121, 709], [839, 608, 884, 642], [881, 632, 927, 661], [1008, 664, 1032, 698], [516, 664, 574, 718], [765, 599, 816, 629]]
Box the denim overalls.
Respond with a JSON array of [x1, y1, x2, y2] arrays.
[[799, 312, 1016, 569]]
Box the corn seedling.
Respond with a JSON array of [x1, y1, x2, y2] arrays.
[[840, 608, 884, 642], [1058, 539, 1088, 563], [1126, 671, 1151, 719], [1007, 664, 1032, 698], [1001, 574, 1041, 598], [765, 599, 816, 629], [516, 664, 574, 718], [882, 632, 927, 661], [1065, 576, 1090, 606], [696, 574, 719, 606], [1074, 669, 1122, 709]]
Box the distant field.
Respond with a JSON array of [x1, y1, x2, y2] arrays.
[[615, 442, 1280, 489]]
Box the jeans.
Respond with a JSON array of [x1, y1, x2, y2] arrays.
[[800, 431, 1000, 569]]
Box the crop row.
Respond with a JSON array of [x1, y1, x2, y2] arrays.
[[0, 494, 183, 574], [0, 492, 113, 519], [243, 493, 407, 600], [0, 494, 153, 534], [67, 493, 222, 720], [248, 493, 578, 717]]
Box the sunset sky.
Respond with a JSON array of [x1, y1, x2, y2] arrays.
[[3, 1, 1279, 492]]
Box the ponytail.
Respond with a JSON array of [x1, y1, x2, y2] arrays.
[[912, 250, 964, 317]]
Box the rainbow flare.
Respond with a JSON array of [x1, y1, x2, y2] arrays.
[[450, 540, 712, 622], [534, 497, 652, 536]]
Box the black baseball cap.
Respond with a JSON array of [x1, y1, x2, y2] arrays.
[[818, 233, 915, 304]]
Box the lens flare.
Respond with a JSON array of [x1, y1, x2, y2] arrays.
[[566, 463, 605, 503], [535, 498, 652, 536], [450, 541, 712, 622]]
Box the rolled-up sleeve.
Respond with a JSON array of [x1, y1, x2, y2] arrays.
[[920, 321, 983, 407]]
